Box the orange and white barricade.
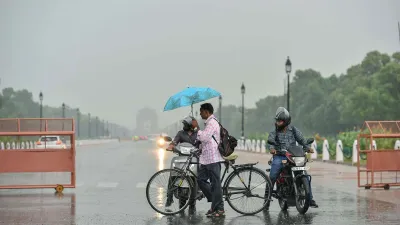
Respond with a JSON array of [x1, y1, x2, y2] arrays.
[[0, 118, 76, 192]]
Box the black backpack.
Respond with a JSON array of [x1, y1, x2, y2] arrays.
[[212, 118, 238, 157]]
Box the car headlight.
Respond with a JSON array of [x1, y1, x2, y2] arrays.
[[292, 157, 306, 166]]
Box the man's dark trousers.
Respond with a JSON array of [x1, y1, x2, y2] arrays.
[[197, 162, 224, 211]]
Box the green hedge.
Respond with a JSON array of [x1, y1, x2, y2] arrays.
[[249, 129, 398, 160]]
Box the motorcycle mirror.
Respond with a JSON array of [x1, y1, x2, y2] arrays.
[[267, 140, 277, 146], [306, 138, 314, 145], [163, 136, 172, 142]]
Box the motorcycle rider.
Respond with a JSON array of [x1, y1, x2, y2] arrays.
[[264, 107, 318, 210], [165, 116, 199, 212]]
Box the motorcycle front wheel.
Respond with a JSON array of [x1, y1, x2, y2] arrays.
[[277, 185, 288, 211], [295, 176, 311, 214]]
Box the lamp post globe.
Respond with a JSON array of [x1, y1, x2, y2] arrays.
[[285, 56, 292, 112], [285, 56, 292, 74]]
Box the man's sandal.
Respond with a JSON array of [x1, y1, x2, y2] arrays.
[[207, 210, 225, 217]]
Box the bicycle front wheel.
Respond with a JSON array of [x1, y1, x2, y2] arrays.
[[225, 167, 272, 215], [146, 168, 193, 215]]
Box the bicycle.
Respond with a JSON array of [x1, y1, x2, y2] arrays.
[[146, 145, 272, 216]]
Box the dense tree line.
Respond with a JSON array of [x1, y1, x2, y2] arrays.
[[215, 50, 400, 139], [0, 87, 130, 139]]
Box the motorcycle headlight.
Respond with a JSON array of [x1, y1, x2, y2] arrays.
[[292, 157, 306, 166], [179, 147, 191, 154], [157, 139, 165, 145]]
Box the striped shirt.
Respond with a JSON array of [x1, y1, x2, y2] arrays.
[[196, 114, 224, 165]]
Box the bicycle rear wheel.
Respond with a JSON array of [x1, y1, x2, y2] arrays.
[[146, 168, 193, 215], [225, 167, 272, 215]]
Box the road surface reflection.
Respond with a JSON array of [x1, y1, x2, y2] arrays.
[[0, 192, 75, 225]]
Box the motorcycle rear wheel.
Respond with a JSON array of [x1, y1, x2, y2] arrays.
[[295, 176, 311, 214]]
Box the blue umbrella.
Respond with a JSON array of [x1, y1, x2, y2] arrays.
[[163, 87, 221, 115]]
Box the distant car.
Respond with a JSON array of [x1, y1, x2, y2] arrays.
[[36, 136, 66, 149], [147, 134, 160, 142]]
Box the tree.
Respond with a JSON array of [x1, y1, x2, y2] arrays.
[[227, 50, 400, 137], [163, 50, 400, 138], [0, 87, 130, 138]]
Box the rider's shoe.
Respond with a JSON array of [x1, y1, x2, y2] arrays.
[[189, 205, 196, 214], [195, 192, 205, 200], [165, 197, 173, 207], [263, 201, 270, 211], [310, 199, 319, 208]]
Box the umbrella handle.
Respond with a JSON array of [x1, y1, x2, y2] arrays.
[[191, 103, 193, 116]]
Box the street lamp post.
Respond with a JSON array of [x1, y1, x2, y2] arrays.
[[61, 103, 66, 131], [285, 57, 292, 112], [95, 116, 99, 138], [241, 83, 245, 139], [106, 121, 109, 137], [77, 108, 80, 138], [62, 103, 66, 118], [102, 119, 105, 137], [88, 113, 91, 138], [39, 92, 43, 131], [219, 95, 222, 124]]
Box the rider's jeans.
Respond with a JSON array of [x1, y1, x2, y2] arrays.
[[268, 155, 313, 199], [166, 176, 196, 206]]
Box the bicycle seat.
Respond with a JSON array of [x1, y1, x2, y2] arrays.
[[223, 154, 238, 161]]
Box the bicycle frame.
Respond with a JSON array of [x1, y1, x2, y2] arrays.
[[171, 151, 260, 196]]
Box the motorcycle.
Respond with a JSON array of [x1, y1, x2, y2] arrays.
[[164, 136, 203, 209], [267, 138, 314, 214]]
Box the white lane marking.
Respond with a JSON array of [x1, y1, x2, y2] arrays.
[[136, 182, 165, 189], [96, 182, 119, 188]]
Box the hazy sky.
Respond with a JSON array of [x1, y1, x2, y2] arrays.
[[1, 0, 399, 129]]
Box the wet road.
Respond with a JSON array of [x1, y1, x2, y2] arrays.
[[1, 141, 400, 225]]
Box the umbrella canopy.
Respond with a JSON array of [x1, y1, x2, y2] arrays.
[[163, 87, 221, 114]]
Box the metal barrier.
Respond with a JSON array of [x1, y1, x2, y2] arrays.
[[0, 118, 76, 192], [357, 121, 400, 189]]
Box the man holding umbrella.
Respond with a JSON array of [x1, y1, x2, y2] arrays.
[[192, 103, 225, 217]]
